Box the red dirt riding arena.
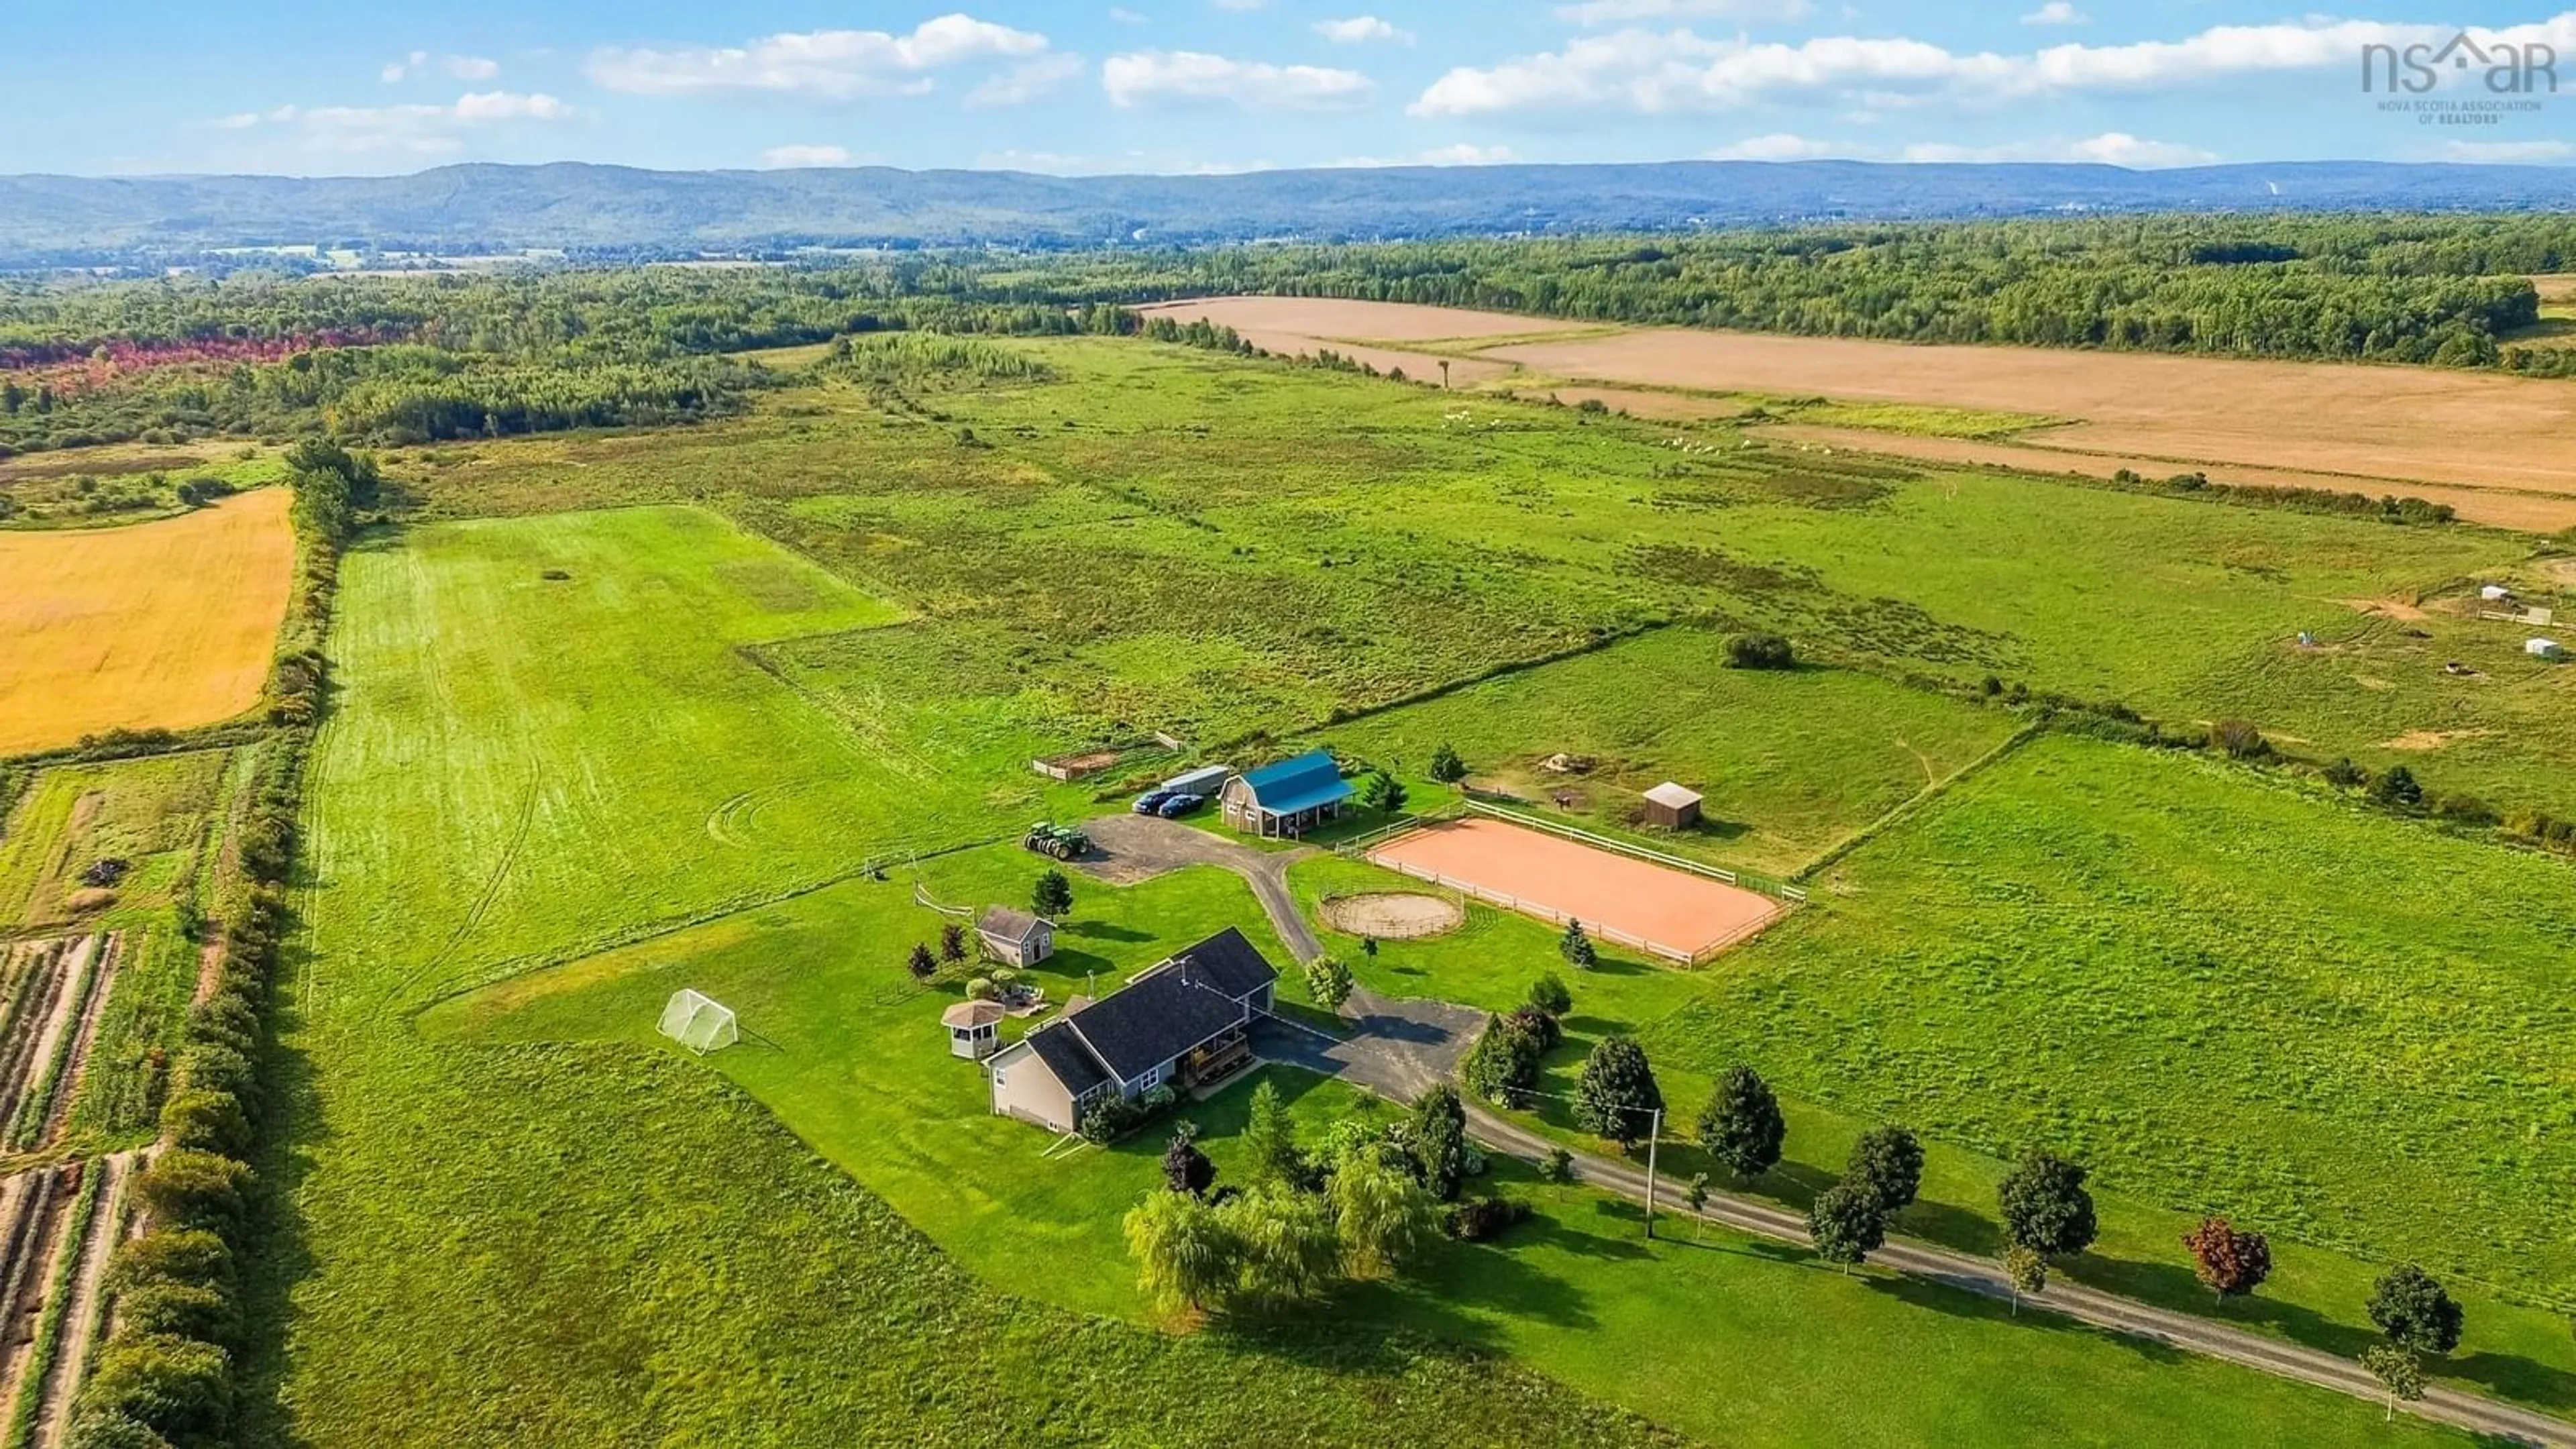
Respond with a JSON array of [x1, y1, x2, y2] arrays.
[[1366, 818, 1782, 961]]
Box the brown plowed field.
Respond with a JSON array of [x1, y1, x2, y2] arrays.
[[0, 488, 294, 753], [1142, 297, 2576, 523]]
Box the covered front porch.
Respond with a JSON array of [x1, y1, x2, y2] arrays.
[[1178, 1024, 1256, 1092]]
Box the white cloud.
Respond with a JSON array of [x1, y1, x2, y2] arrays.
[[1324, 143, 1520, 166], [2021, 2, 2085, 23], [1103, 50, 1374, 109], [1706, 131, 1841, 160], [1411, 13, 2576, 116], [382, 51, 501, 83], [588, 14, 1053, 99], [967, 52, 1085, 106], [1555, 0, 1809, 25], [1110, 5, 1148, 19], [208, 91, 574, 156], [2426, 139, 2576, 163], [1316, 15, 1413, 44], [1900, 131, 2216, 168], [758, 143, 853, 168]]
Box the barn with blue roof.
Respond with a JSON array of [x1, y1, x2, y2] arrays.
[[1220, 749, 1353, 839]]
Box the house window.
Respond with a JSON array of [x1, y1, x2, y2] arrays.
[[1136, 1063, 1163, 1089]]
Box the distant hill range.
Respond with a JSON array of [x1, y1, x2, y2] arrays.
[[6, 159, 2575, 264]]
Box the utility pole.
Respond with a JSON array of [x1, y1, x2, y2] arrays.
[[1643, 1106, 1663, 1240]]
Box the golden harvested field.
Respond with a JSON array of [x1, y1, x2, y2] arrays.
[[0, 488, 294, 754], [1145, 295, 2576, 525], [1752, 423, 2576, 533]]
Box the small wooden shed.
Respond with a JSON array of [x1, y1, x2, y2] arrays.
[[977, 906, 1056, 967], [1641, 782, 1703, 830]]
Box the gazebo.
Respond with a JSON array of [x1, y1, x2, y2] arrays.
[[942, 999, 1007, 1060]]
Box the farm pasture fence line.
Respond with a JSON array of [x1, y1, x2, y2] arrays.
[[1332, 804, 1466, 858], [1460, 801, 1809, 904]]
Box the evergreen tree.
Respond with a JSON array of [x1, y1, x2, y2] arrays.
[[1572, 1036, 1662, 1148], [1459, 1015, 1542, 1108], [1558, 920, 1597, 970], [1697, 1065, 1786, 1183], [1410, 1085, 1468, 1202], [1428, 743, 1467, 783], [1031, 868, 1075, 919], [1525, 971, 1572, 1016], [1240, 1079, 1303, 1188]]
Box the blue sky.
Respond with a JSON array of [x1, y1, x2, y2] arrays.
[[11, 1, 2573, 176]]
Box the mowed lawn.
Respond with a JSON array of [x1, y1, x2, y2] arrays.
[[1661, 733, 2576, 1301], [0, 487, 296, 753], [424, 849, 2461, 1448]]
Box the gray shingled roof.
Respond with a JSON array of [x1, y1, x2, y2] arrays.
[[1024, 1020, 1109, 1097], [1169, 926, 1279, 1000], [978, 906, 1046, 942]]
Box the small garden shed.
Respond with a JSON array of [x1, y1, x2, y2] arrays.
[[977, 906, 1055, 967], [1642, 781, 1703, 829]]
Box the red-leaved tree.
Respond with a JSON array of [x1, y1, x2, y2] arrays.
[[2183, 1214, 2273, 1305]]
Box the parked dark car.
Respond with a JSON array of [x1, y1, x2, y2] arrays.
[[1156, 793, 1205, 818], [1132, 791, 1173, 815]]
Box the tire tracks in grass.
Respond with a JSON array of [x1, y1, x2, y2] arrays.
[[380, 775, 541, 1016]]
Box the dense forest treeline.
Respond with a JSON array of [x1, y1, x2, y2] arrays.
[[2, 213, 2571, 455], [1004, 216, 2576, 372]]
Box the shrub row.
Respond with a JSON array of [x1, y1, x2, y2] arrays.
[[67, 513, 339, 1449]]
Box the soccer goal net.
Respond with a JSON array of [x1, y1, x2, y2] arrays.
[[658, 989, 739, 1055]]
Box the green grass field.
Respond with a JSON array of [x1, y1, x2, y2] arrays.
[[265, 494, 2481, 1445], [255, 334, 2576, 1444], [1291, 843, 2576, 1418], [419, 840, 2459, 1449], [1320, 627, 2022, 873], [1660, 733, 2576, 1299], [0, 749, 229, 930]]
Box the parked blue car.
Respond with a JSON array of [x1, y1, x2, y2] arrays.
[[1132, 791, 1173, 815], [1157, 793, 1205, 818]]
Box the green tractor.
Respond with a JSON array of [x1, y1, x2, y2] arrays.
[[1022, 820, 1089, 860]]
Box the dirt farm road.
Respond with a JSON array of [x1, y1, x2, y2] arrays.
[[1079, 812, 2569, 1442]]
